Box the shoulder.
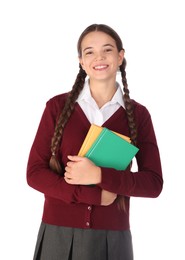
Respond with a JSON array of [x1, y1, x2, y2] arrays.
[[41, 92, 69, 121], [132, 99, 152, 122], [132, 99, 150, 114], [47, 92, 69, 105], [46, 92, 69, 111]]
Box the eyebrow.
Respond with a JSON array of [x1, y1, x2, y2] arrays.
[[82, 44, 115, 53]]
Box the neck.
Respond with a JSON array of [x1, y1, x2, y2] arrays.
[[89, 80, 117, 108]]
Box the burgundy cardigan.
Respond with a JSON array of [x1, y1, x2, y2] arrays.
[[27, 93, 163, 231]]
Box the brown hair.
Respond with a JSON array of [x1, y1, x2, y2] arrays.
[[49, 24, 137, 210]]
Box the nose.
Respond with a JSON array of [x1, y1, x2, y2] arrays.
[[95, 52, 105, 61]]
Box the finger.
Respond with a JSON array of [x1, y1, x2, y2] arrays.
[[67, 155, 83, 162], [64, 176, 70, 183], [66, 161, 74, 167], [64, 171, 71, 179], [64, 176, 75, 185]]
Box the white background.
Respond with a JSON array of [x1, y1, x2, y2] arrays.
[[0, 0, 185, 259]]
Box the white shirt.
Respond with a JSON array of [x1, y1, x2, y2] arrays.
[[76, 80, 125, 126]]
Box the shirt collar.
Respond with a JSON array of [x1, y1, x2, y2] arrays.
[[76, 79, 93, 104], [110, 82, 125, 109], [76, 79, 125, 109]]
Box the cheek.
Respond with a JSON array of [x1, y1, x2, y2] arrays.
[[81, 59, 92, 70], [80, 58, 86, 67]]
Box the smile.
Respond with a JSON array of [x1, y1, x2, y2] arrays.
[[93, 65, 108, 70]]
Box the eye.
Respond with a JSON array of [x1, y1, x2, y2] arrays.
[[85, 51, 93, 56], [104, 48, 113, 53]]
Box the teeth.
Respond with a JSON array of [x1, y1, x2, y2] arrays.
[[94, 65, 107, 69]]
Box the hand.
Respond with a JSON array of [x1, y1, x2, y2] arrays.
[[64, 155, 101, 185], [101, 190, 117, 206]]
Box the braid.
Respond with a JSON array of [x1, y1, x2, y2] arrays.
[[49, 65, 87, 174], [120, 58, 137, 146], [116, 57, 138, 211]]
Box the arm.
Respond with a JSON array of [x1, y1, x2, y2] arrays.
[[26, 96, 102, 205], [64, 155, 117, 205], [98, 105, 163, 198]]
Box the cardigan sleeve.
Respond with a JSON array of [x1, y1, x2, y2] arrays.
[[26, 96, 102, 206], [98, 104, 163, 198]]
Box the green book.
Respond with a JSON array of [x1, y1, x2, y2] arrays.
[[85, 127, 139, 170]]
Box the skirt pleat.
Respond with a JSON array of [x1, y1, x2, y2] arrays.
[[33, 222, 133, 260]]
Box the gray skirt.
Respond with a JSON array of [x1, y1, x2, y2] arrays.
[[33, 222, 134, 260]]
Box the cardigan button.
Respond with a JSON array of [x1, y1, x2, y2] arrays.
[[88, 206, 92, 211], [86, 222, 90, 226]]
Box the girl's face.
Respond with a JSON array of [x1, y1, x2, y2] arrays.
[[79, 31, 124, 81]]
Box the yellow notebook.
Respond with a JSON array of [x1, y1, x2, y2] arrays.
[[78, 124, 131, 156]]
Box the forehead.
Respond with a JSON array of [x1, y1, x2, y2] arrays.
[[81, 31, 116, 48]]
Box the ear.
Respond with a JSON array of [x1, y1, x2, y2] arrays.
[[118, 49, 125, 66]]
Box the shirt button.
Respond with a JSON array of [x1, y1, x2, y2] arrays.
[[88, 206, 92, 211], [86, 222, 90, 227]]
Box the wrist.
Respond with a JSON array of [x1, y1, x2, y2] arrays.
[[95, 166, 102, 184]]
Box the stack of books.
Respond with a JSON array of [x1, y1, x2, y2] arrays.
[[78, 124, 139, 170]]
